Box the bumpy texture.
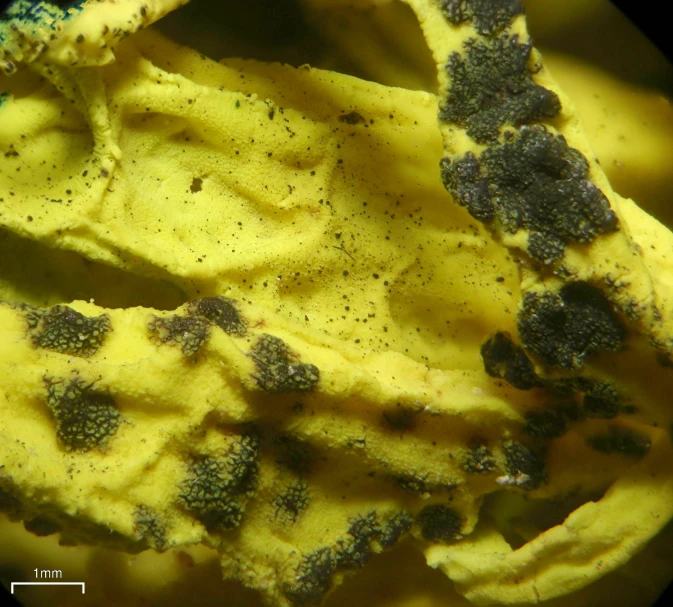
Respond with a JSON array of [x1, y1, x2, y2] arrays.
[[1, 1, 673, 607]]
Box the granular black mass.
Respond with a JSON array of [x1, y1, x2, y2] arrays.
[[518, 282, 626, 369], [440, 0, 523, 35], [440, 35, 560, 143], [179, 432, 260, 531], [586, 427, 651, 458], [417, 504, 464, 543], [462, 442, 497, 474], [251, 334, 320, 392], [148, 314, 210, 356], [441, 125, 617, 264], [335, 511, 381, 569], [273, 482, 309, 524], [46, 376, 120, 452], [503, 440, 546, 489], [378, 511, 413, 547], [284, 547, 336, 606], [481, 331, 542, 389], [189, 296, 247, 337], [32, 305, 111, 357]]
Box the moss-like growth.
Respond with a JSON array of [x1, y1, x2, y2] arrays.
[[586, 427, 651, 458], [417, 504, 464, 543], [441, 126, 617, 264], [45, 376, 120, 452], [30, 305, 110, 357], [188, 296, 247, 337], [148, 313, 210, 356], [518, 283, 626, 369], [251, 334, 320, 392], [440, 0, 523, 35], [284, 547, 336, 606], [481, 331, 541, 389], [179, 432, 259, 531], [439, 36, 560, 143]]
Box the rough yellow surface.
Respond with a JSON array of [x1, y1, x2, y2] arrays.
[[1, 1, 673, 606]]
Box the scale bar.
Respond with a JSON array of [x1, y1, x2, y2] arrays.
[[11, 582, 85, 594]]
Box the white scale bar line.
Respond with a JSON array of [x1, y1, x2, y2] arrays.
[[11, 582, 85, 594]]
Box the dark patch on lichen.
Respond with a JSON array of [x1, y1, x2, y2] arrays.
[[440, 0, 523, 35], [24, 516, 62, 537], [148, 314, 210, 356], [523, 405, 577, 439], [481, 331, 541, 389], [45, 376, 120, 452], [463, 439, 497, 473], [338, 111, 365, 125], [179, 432, 260, 531], [583, 395, 619, 419], [382, 405, 416, 432], [439, 35, 560, 143], [417, 504, 464, 543], [275, 434, 315, 476], [273, 482, 309, 524], [441, 126, 617, 263], [134, 505, 167, 550], [586, 427, 651, 458], [518, 282, 626, 369], [0, 485, 21, 516], [503, 440, 546, 489], [335, 511, 380, 569], [29, 305, 110, 357], [251, 334, 320, 392], [284, 547, 336, 606], [656, 352, 673, 368], [394, 475, 430, 494], [188, 296, 247, 337], [379, 511, 413, 547]]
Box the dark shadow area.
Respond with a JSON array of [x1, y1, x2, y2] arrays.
[[0, 228, 187, 310]]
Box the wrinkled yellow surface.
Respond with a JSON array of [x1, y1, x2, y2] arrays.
[[1, 1, 673, 606]]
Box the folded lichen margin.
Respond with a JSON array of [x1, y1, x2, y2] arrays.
[[400, 0, 673, 602]]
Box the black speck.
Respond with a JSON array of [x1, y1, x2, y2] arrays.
[[338, 111, 365, 125]]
